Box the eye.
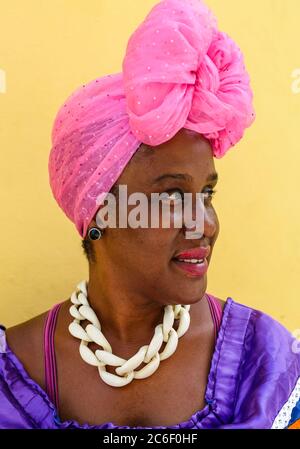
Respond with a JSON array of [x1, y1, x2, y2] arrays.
[[203, 187, 217, 202], [161, 189, 184, 203], [160, 187, 217, 204]]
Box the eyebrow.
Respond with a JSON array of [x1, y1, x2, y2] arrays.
[[153, 171, 218, 184]]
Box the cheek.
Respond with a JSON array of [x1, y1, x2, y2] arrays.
[[108, 227, 174, 260], [130, 229, 178, 272], [105, 200, 182, 265], [133, 227, 175, 255], [126, 201, 180, 252]]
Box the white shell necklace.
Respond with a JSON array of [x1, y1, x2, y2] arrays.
[[68, 280, 191, 387]]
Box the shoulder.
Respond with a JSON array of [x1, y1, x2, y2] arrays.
[[0, 314, 49, 429], [239, 302, 299, 402], [3, 310, 50, 390], [248, 308, 300, 429], [244, 303, 298, 354], [227, 299, 299, 358], [216, 299, 300, 428], [0, 311, 60, 429], [216, 297, 300, 390]]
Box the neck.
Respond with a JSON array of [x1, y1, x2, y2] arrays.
[[86, 265, 168, 347], [61, 261, 209, 354]]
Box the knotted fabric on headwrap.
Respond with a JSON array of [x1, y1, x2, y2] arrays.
[[48, 0, 255, 239]]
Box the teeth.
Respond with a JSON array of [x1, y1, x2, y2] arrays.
[[177, 258, 204, 264]]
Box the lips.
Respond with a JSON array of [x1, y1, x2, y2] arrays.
[[173, 246, 210, 261], [172, 246, 210, 278]]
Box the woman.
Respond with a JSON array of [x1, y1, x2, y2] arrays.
[[1, 0, 300, 429]]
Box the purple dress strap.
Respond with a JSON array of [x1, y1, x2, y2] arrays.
[[206, 293, 223, 341], [43, 302, 62, 411]]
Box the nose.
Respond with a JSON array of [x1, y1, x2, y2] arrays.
[[202, 207, 218, 239], [183, 196, 217, 240]]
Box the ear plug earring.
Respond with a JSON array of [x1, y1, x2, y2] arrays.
[[88, 227, 104, 240]]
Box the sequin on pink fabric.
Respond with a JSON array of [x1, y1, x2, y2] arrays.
[[48, 0, 255, 239]]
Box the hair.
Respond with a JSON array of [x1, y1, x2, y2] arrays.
[[81, 236, 96, 264]]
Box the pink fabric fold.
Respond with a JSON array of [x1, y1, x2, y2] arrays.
[[48, 0, 255, 238]]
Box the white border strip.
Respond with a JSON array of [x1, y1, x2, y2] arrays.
[[271, 377, 300, 428]]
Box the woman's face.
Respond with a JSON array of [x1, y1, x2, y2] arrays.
[[90, 128, 219, 306]]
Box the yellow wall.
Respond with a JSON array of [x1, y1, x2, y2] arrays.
[[0, 0, 299, 332]]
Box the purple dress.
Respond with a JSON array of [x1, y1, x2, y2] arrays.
[[0, 296, 300, 429]]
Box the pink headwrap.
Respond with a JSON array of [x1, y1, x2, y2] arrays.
[[48, 0, 255, 239]]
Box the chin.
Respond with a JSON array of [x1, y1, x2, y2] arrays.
[[172, 274, 208, 306]]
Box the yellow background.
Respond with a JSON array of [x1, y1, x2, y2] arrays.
[[0, 0, 299, 331]]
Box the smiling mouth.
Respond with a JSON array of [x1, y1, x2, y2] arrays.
[[174, 258, 205, 264], [171, 257, 208, 277]]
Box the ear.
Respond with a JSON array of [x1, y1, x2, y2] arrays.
[[88, 219, 97, 229]]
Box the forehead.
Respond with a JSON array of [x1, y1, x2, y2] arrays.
[[126, 128, 215, 179]]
